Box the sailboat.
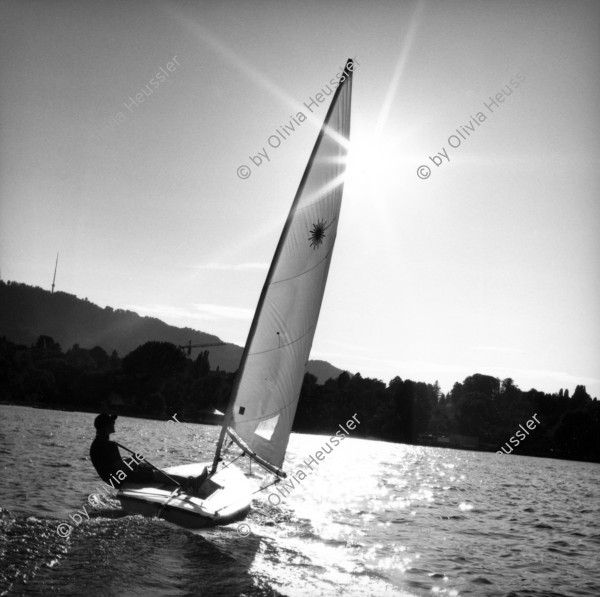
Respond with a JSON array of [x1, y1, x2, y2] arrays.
[[117, 58, 354, 528]]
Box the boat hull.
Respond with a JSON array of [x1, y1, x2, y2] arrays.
[[117, 462, 252, 529]]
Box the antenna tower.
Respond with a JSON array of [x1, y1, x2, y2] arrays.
[[51, 253, 59, 293]]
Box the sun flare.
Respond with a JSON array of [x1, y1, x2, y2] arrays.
[[345, 129, 401, 196]]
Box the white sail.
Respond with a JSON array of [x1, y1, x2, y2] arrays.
[[217, 59, 353, 476]]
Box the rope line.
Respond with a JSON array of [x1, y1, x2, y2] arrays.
[[214, 476, 281, 514]]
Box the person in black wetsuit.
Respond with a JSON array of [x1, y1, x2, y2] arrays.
[[90, 413, 208, 490]]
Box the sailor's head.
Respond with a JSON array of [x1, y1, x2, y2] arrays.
[[94, 413, 117, 433]]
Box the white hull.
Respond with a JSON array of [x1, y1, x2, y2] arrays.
[[117, 462, 252, 529]]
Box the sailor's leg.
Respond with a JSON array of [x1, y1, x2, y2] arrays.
[[196, 466, 209, 486], [126, 462, 154, 483]]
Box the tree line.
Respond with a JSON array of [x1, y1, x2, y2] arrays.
[[1, 336, 598, 462]]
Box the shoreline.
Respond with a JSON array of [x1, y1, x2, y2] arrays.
[[3, 401, 598, 465]]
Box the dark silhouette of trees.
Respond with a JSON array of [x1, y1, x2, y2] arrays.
[[1, 330, 599, 463], [123, 341, 187, 377]]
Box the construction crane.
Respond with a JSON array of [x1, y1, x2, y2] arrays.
[[51, 252, 59, 294], [177, 340, 226, 357]]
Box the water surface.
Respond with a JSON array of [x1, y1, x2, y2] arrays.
[[1, 405, 598, 596]]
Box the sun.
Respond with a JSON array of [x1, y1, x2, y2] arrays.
[[345, 128, 400, 196]]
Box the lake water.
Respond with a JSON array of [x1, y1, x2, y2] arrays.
[[1, 404, 599, 596]]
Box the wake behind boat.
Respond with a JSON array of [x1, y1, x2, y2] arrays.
[[117, 57, 354, 528]]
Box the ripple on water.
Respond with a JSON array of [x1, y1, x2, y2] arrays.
[[2, 405, 600, 597]]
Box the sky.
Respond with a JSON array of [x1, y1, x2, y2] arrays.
[[1, 0, 598, 398]]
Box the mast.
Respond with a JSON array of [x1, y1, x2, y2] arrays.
[[211, 59, 354, 476], [51, 253, 59, 294]]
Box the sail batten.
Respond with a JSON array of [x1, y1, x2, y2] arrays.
[[270, 244, 335, 285], [249, 325, 317, 357], [213, 59, 353, 477]]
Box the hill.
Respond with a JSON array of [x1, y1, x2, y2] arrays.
[[0, 280, 346, 383], [305, 359, 344, 383]]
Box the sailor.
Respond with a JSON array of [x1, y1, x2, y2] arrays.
[[90, 413, 208, 491]]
